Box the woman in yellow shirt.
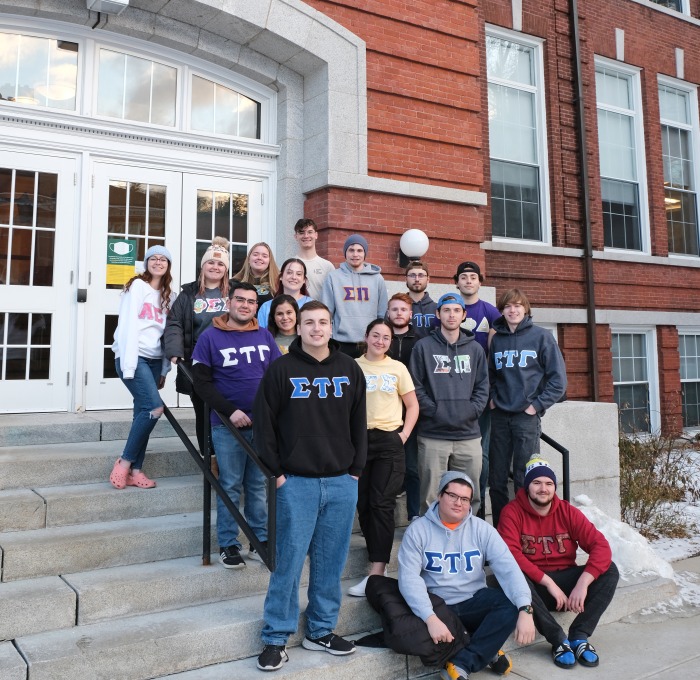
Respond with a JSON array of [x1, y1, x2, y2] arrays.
[[349, 319, 419, 597]]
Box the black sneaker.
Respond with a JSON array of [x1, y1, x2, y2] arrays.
[[257, 644, 288, 671], [248, 541, 268, 563], [489, 650, 512, 675], [301, 632, 355, 656], [219, 545, 245, 569]]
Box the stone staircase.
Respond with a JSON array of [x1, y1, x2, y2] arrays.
[[0, 411, 677, 680]]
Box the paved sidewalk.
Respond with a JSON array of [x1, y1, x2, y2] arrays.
[[498, 555, 700, 680]]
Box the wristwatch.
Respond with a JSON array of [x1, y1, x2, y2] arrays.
[[518, 605, 533, 614]]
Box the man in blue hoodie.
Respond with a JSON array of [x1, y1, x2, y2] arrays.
[[399, 470, 535, 680], [488, 289, 567, 529], [409, 293, 489, 516], [321, 234, 388, 357]]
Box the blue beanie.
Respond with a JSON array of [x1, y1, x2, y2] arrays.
[[524, 457, 557, 489], [344, 234, 368, 256], [144, 245, 172, 268]]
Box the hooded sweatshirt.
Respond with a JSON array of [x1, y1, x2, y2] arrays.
[[398, 487, 531, 622], [498, 488, 613, 584], [191, 315, 281, 426], [112, 278, 175, 379], [321, 262, 388, 343], [253, 337, 367, 478], [411, 293, 438, 339], [489, 315, 567, 415], [409, 328, 488, 440]]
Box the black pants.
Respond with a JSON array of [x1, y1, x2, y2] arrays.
[[337, 341, 364, 358], [190, 389, 213, 457], [357, 428, 405, 563], [527, 563, 619, 645]]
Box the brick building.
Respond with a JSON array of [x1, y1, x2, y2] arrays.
[[0, 0, 698, 433]]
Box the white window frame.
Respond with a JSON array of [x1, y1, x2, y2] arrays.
[[676, 326, 700, 431], [595, 56, 650, 255], [486, 25, 551, 246], [610, 327, 660, 433], [0, 18, 275, 145], [647, 0, 690, 15], [658, 75, 700, 260]]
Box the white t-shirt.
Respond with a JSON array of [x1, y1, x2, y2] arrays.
[[297, 253, 334, 299]]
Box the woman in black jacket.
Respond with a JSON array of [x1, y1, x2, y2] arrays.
[[163, 237, 232, 455]]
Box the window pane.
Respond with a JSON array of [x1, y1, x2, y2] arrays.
[[123, 54, 151, 124], [108, 181, 127, 235], [602, 178, 641, 249], [598, 110, 636, 181], [151, 61, 176, 127], [666, 188, 698, 255], [96, 49, 125, 118], [239, 94, 260, 139], [149, 185, 166, 238], [36, 172, 57, 228], [491, 160, 541, 240], [33, 230, 55, 286], [14, 170, 36, 227], [10, 228, 32, 285], [596, 68, 632, 110], [650, 0, 682, 11], [486, 36, 533, 86], [489, 84, 536, 164]]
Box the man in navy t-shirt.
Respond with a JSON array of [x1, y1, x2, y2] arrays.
[[455, 261, 501, 519]]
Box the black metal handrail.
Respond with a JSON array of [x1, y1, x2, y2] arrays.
[[162, 361, 276, 571], [540, 431, 570, 502]]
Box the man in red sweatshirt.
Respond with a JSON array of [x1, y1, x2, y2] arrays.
[[497, 458, 618, 670]]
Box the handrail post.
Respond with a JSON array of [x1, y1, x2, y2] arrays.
[[539, 432, 571, 502], [202, 402, 211, 566]]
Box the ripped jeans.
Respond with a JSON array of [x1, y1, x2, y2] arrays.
[[115, 357, 164, 469]]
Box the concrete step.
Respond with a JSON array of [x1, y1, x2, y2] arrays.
[[0, 409, 196, 447], [0, 641, 26, 680], [35, 475, 205, 528], [0, 437, 199, 490], [0, 512, 213, 582], [14, 580, 382, 680], [0, 577, 76, 641], [0, 489, 45, 532], [156, 644, 428, 680], [64, 532, 405, 625]]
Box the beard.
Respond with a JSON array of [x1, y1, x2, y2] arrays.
[[390, 319, 410, 330], [528, 491, 553, 508]]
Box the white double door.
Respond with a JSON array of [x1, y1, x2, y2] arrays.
[[83, 161, 262, 410], [0, 151, 262, 413]]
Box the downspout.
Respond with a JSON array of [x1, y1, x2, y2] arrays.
[[570, 0, 600, 400]]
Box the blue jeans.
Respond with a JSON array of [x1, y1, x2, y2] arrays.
[[449, 587, 518, 673], [211, 426, 267, 549], [262, 474, 358, 645], [488, 408, 541, 528], [116, 357, 163, 469]]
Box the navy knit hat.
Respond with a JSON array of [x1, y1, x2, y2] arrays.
[[344, 234, 368, 256], [524, 457, 557, 489]]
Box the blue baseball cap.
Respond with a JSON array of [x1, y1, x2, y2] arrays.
[[437, 293, 466, 310]]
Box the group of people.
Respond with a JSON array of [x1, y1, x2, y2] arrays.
[[108, 219, 618, 679]]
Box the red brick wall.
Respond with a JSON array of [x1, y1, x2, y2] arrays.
[[657, 326, 683, 433]]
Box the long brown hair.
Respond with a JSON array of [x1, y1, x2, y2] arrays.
[[233, 242, 279, 292], [124, 260, 174, 313], [275, 257, 309, 297]]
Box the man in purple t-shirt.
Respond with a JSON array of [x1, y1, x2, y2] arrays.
[[193, 281, 282, 569], [455, 261, 501, 520]]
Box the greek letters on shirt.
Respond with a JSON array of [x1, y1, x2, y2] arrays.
[[493, 349, 538, 370], [219, 344, 272, 366], [193, 297, 228, 314], [343, 286, 370, 301], [462, 316, 491, 334], [364, 373, 398, 393], [138, 302, 164, 323], [413, 313, 436, 330], [424, 549, 483, 574], [432, 354, 472, 374], [289, 376, 350, 398], [520, 532, 571, 555]]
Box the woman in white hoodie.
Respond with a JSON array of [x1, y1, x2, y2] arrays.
[[110, 245, 176, 490]]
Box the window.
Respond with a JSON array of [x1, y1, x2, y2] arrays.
[[96, 49, 177, 126], [679, 333, 700, 428], [649, 0, 687, 12], [659, 81, 699, 256], [487, 32, 548, 242], [0, 32, 78, 110], [0, 312, 52, 380], [190, 76, 260, 139], [612, 331, 659, 433], [596, 61, 647, 251]]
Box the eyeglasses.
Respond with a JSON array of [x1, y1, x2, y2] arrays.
[[149, 257, 169, 264], [443, 491, 472, 505], [232, 296, 258, 306], [407, 273, 427, 279]]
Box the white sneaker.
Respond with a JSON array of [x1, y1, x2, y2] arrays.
[[348, 575, 370, 597]]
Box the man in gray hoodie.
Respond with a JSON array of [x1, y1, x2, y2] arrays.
[[399, 471, 535, 680], [321, 234, 388, 357], [409, 293, 489, 516]]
